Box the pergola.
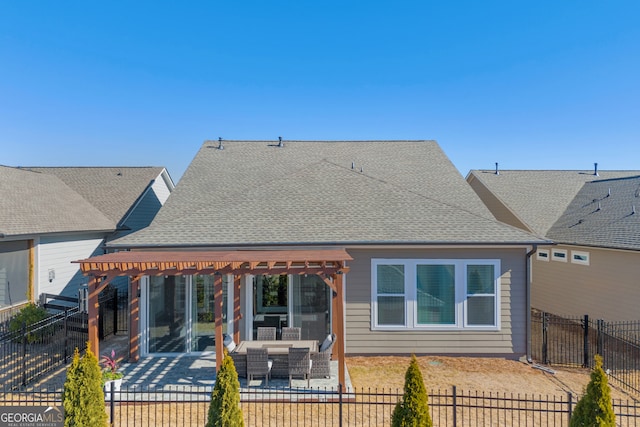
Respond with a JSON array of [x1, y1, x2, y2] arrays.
[[74, 249, 352, 389]]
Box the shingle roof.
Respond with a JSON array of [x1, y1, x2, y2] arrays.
[[547, 175, 640, 250], [111, 140, 546, 247], [0, 165, 115, 236], [26, 167, 165, 224], [467, 169, 640, 236]]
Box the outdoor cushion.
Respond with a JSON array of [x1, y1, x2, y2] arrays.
[[319, 334, 333, 353]]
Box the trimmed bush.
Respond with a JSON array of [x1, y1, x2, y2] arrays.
[[392, 354, 432, 427], [62, 345, 108, 426], [207, 350, 244, 427], [570, 354, 616, 427], [9, 303, 49, 343]]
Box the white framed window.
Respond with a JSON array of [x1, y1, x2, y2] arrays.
[[536, 250, 549, 261], [372, 259, 500, 331], [552, 249, 568, 262], [571, 251, 590, 266]]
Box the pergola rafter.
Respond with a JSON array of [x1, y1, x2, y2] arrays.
[[74, 249, 351, 389]]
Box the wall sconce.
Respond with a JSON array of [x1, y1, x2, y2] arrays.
[[48, 269, 55, 283]]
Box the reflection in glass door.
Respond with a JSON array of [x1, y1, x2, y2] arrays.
[[191, 275, 228, 352], [252, 275, 288, 339], [148, 276, 187, 353], [290, 275, 331, 342]]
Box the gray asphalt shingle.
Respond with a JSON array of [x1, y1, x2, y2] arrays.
[[111, 140, 545, 247]]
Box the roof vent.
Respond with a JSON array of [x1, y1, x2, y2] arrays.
[[360, 166, 364, 173], [217, 137, 224, 150], [597, 202, 602, 211], [633, 205, 636, 215], [351, 161, 355, 170], [277, 136, 284, 147], [594, 162, 599, 176], [495, 162, 499, 175], [607, 187, 611, 197]]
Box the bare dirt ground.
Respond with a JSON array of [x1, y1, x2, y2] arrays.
[[346, 355, 638, 401]]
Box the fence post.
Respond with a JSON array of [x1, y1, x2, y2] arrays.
[[21, 322, 27, 386], [542, 312, 548, 364], [112, 290, 118, 334], [597, 319, 604, 358], [452, 385, 457, 426], [583, 314, 589, 368], [567, 392, 573, 424], [64, 308, 69, 362], [338, 383, 343, 427], [109, 381, 115, 426]]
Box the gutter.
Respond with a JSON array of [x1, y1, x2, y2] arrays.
[[525, 244, 538, 363]]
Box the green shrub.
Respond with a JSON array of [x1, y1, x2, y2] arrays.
[[207, 350, 244, 427], [9, 303, 50, 343], [392, 354, 432, 427], [570, 354, 616, 427], [62, 345, 108, 426]]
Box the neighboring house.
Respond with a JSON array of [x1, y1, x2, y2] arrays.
[[84, 140, 547, 364], [0, 166, 174, 312], [467, 166, 640, 321]]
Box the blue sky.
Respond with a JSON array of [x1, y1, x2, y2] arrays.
[[1, 1, 639, 182]]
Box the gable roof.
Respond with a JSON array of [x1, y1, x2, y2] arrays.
[[111, 140, 546, 248], [0, 165, 114, 237], [25, 167, 167, 225], [467, 169, 640, 250]]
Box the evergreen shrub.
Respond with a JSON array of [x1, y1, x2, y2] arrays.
[[207, 350, 244, 427], [570, 354, 616, 427], [392, 354, 432, 427], [62, 345, 108, 426]]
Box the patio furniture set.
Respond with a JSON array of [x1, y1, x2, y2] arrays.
[[229, 327, 336, 387]]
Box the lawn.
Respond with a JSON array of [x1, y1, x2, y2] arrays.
[[346, 355, 637, 401]]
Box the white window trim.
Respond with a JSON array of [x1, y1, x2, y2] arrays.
[[537, 250, 549, 261], [371, 259, 500, 332], [552, 249, 568, 262], [571, 250, 590, 266]]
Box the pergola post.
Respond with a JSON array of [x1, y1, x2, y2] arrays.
[[129, 276, 141, 362], [333, 272, 346, 391], [214, 273, 224, 371], [88, 276, 101, 358], [233, 275, 242, 345]]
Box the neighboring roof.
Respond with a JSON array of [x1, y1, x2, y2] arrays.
[[111, 140, 546, 248], [0, 165, 114, 237], [467, 169, 640, 236], [26, 167, 167, 225], [547, 175, 640, 251]]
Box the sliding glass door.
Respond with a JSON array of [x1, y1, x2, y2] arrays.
[[145, 275, 230, 355]]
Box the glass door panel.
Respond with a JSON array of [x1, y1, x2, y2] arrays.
[[191, 275, 228, 352], [252, 275, 288, 339], [291, 275, 331, 342], [148, 276, 187, 353]]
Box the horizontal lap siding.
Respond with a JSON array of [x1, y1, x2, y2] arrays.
[[344, 247, 527, 358], [532, 245, 640, 321]]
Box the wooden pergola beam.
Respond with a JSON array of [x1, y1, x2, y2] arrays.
[[75, 249, 352, 378]]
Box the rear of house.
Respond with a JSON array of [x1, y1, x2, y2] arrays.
[[104, 140, 546, 360]]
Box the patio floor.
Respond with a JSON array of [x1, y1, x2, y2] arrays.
[[32, 333, 352, 393]]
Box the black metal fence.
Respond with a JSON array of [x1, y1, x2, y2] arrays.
[[0, 308, 88, 388], [531, 309, 640, 395], [1, 385, 639, 426], [99, 288, 129, 339]]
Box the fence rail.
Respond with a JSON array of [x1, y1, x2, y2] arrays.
[[531, 309, 640, 396], [0, 309, 88, 388], [1, 385, 639, 426]]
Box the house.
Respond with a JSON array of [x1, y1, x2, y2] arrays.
[[0, 166, 174, 313], [75, 140, 548, 384], [467, 166, 640, 321]]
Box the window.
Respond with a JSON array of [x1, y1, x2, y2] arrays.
[[552, 249, 568, 262], [536, 250, 549, 261], [372, 259, 500, 330], [571, 251, 590, 266]]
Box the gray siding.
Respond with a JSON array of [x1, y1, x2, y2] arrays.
[[532, 245, 640, 321], [344, 247, 528, 358]]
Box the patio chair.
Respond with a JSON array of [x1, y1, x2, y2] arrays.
[[247, 348, 273, 386], [281, 327, 301, 340], [311, 333, 336, 379], [257, 327, 276, 341], [288, 347, 312, 388]]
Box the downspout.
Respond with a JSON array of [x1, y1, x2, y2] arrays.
[[525, 244, 537, 363]]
